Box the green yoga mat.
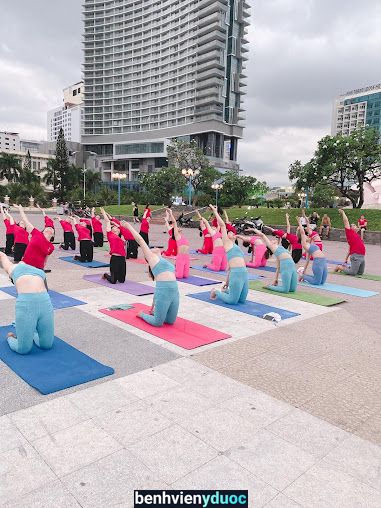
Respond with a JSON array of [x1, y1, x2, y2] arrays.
[[249, 280, 346, 307], [334, 272, 381, 282]]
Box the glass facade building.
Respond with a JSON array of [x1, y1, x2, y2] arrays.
[[82, 0, 250, 180]]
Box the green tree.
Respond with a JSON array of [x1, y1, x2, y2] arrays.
[[6, 182, 47, 206], [0, 152, 21, 182], [289, 128, 381, 208], [41, 158, 58, 193], [85, 170, 103, 193], [311, 183, 337, 208], [54, 128, 70, 199], [219, 171, 268, 207], [19, 151, 40, 187], [140, 166, 184, 204]]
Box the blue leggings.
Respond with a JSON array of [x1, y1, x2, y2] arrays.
[[268, 258, 297, 293], [8, 293, 54, 355], [216, 267, 249, 305], [140, 281, 179, 327], [303, 257, 328, 285]]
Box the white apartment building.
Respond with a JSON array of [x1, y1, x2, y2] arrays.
[[47, 81, 84, 143], [82, 0, 251, 182], [0, 131, 21, 152], [332, 83, 381, 136]]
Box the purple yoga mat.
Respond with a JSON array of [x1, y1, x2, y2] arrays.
[[83, 274, 154, 295], [178, 275, 221, 286]]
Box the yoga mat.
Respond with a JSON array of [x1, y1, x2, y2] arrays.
[[100, 303, 231, 349], [248, 265, 277, 273], [83, 275, 154, 295], [177, 275, 221, 286], [163, 255, 199, 260], [0, 325, 114, 395], [335, 272, 381, 282], [59, 256, 110, 268], [299, 281, 378, 298], [0, 287, 86, 310], [249, 280, 345, 307], [326, 259, 349, 266], [187, 292, 300, 320], [190, 249, 209, 255], [127, 258, 147, 264], [190, 265, 264, 280]]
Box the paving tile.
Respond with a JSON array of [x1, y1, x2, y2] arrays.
[[177, 406, 257, 451], [267, 408, 349, 458], [153, 357, 213, 384], [145, 385, 215, 423], [353, 413, 381, 446], [225, 429, 316, 491], [95, 400, 172, 446], [182, 369, 248, 403], [284, 462, 381, 508], [0, 443, 56, 505], [127, 424, 218, 484], [323, 434, 381, 492], [32, 420, 122, 477], [264, 494, 302, 508], [67, 379, 138, 417], [9, 397, 89, 441], [62, 449, 165, 508], [172, 456, 277, 507], [4, 481, 81, 508], [0, 415, 27, 454], [115, 369, 180, 399]]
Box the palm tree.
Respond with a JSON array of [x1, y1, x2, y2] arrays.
[[41, 158, 59, 193], [85, 170, 102, 193], [0, 152, 22, 182]]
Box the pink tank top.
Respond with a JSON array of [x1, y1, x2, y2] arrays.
[[250, 235, 262, 245], [177, 236, 189, 246], [212, 232, 222, 241]]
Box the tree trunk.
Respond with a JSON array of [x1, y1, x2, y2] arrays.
[[357, 179, 364, 209]]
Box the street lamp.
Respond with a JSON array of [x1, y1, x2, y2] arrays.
[[112, 172, 127, 206], [182, 169, 199, 206], [71, 150, 97, 200], [211, 183, 223, 207]]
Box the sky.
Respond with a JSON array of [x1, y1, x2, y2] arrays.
[[1, 0, 381, 185]]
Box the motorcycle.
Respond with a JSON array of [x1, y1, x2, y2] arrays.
[[232, 215, 264, 235]]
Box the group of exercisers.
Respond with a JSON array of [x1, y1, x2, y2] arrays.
[[0, 201, 368, 355]]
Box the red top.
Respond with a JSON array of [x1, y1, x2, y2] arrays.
[[346, 228, 366, 256], [22, 228, 54, 269], [286, 233, 302, 250], [44, 216, 54, 228], [358, 218, 367, 227], [75, 224, 91, 241], [4, 219, 14, 235], [211, 217, 218, 228], [120, 225, 134, 241], [144, 208, 151, 218], [60, 220, 73, 232], [111, 217, 121, 226], [226, 223, 237, 235], [14, 224, 29, 244], [107, 231, 126, 256], [273, 229, 286, 238], [80, 218, 91, 226], [202, 227, 211, 238], [91, 217, 103, 233], [140, 218, 150, 233]]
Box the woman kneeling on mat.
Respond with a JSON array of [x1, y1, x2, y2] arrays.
[[254, 229, 297, 293], [122, 222, 179, 327], [237, 233, 268, 268], [0, 252, 54, 355], [200, 215, 227, 272], [167, 208, 190, 279], [100, 208, 126, 284], [208, 205, 249, 304], [297, 218, 328, 285]]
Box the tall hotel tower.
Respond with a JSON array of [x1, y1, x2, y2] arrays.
[[82, 0, 250, 182]]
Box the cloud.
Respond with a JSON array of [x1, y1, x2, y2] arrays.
[[1, 0, 381, 185]]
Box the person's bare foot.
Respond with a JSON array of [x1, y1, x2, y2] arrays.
[[334, 266, 342, 272], [7, 332, 16, 339], [210, 289, 217, 300]]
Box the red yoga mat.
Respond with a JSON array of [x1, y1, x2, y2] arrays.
[[99, 303, 231, 349]]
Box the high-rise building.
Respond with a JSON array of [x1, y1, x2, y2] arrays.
[[82, 0, 250, 181], [47, 81, 84, 143], [332, 83, 381, 136], [0, 131, 21, 152]]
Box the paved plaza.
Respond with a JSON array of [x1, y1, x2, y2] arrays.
[[0, 216, 380, 507]]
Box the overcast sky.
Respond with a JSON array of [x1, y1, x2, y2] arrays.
[[1, 0, 381, 185]]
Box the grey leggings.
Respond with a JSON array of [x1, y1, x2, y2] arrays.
[[344, 254, 365, 276]]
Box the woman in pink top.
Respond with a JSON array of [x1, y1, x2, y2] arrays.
[[100, 208, 126, 283], [162, 211, 177, 257], [236, 234, 268, 268], [167, 208, 190, 279], [200, 217, 227, 271]]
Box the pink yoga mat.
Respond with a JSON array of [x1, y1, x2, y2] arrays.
[[99, 303, 231, 349]]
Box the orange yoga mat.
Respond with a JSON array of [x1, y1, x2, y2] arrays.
[[99, 303, 231, 349]]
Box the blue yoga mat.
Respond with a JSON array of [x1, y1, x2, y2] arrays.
[[326, 260, 349, 266], [299, 282, 378, 298], [187, 292, 300, 320], [249, 265, 277, 273], [0, 325, 114, 394], [191, 266, 264, 280], [0, 287, 86, 310], [59, 256, 110, 268], [179, 275, 221, 286]]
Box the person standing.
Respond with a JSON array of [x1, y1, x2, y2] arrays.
[[140, 216, 150, 246], [132, 202, 140, 223]]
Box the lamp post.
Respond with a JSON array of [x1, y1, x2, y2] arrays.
[[211, 183, 223, 207], [71, 150, 97, 201], [181, 169, 199, 206], [112, 172, 127, 206]]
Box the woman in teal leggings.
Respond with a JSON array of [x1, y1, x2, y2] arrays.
[[254, 229, 297, 293], [0, 252, 54, 354], [121, 221, 179, 327], [208, 205, 249, 304]]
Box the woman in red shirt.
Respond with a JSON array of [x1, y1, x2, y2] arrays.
[[140, 217, 150, 246], [37, 204, 55, 241], [100, 208, 126, 283], [57, 217, 76, 250], [6, 209, 29, 263], [162, 211, 177, 257], [357, 215, 368, 240], [1, 205, 15, 255], [335, 209, 366, 276], [71, 216, 93, 263], [91, 208, 104, 247], [142, 204, 151, 220]]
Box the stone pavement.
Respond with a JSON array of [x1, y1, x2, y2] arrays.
[[0, 216, 380, 507]]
